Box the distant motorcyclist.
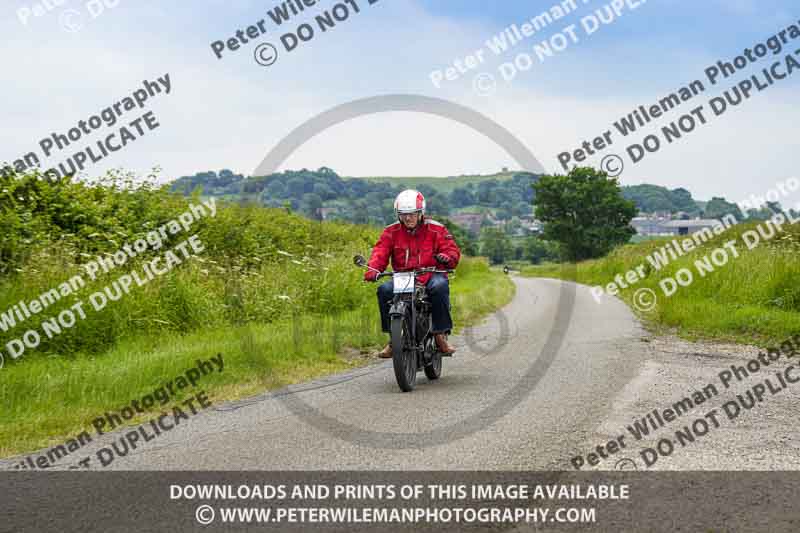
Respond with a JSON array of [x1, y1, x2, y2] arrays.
[[364, 189, 461, 358]]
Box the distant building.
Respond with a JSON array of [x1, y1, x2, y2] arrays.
[[631, 216, 672, 236], [316, 207, 338, 220], [519, 218, 542, 234], [449, 214, 484, 235], [661, 218, 733, 236]]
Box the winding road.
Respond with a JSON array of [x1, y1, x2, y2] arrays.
[[7, 276, 800, 533], [18, 277, 647, 471], [7, 276, 798, 472]]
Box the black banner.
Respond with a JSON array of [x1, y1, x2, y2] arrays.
[[4, 472, 799, 532]]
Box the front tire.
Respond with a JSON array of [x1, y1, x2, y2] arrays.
[[390, 316, 416, 392], [424, 336, 442, 380]]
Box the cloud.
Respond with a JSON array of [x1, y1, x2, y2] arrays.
[[0, 0, 797, 203]]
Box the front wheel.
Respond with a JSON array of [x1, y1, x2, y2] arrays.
[[390, 316, 416, 392], [423, 336, 442, 380]]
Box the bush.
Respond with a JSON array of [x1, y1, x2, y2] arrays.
[[0, 170, 380, 362]]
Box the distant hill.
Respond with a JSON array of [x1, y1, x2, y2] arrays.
[[170, 168, 540, 228], [346, 172, 519, 193], [622, 184, 703, 215], [169, 168, 735, 229]]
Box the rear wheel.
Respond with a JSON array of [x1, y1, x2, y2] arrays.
[[390, 316, 416, 392]]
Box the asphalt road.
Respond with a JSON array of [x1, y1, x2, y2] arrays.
[[7, 276, 800, 532], [7, 275, 799, 473], [16, 276, 652, 471]]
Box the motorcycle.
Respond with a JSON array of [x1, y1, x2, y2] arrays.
[[354, 255, 454, 392]]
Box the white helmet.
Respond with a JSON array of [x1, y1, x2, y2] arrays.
[[394, 189, 425, 219]]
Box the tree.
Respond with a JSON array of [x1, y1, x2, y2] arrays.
[[350, 199, 370, 225], [263, 179, 286, 199], [286, 177, 307, 198], [703, 197, 743, 221], [622, 184, 673, 212], [504, 217, 522, 236], [476, 180, 499, 204], [495, 207, 512, 221], [301, 193, 323, 220], [766, 201, 784, 214], [449, 187, 474, 207], [511, 201, 530, 217], [523, 236, 560, 264], [312, 182, 335, 201], [747, 206, 775, 220], [479, 227, 513, 264], [621, 184, 701, 215], [427, 199, 450, 218], [670, 187, 700, 214], [416, 185, 438, 199], [533, 167, 636, 261]]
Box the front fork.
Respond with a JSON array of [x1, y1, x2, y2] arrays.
[[389, 297, 421, 347], [389, 295, 432, 363], [389, 297, 411, 347]]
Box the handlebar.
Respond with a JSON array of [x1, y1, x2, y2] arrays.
[[354, 254, 454, 282], [375, 267, 454, 280]]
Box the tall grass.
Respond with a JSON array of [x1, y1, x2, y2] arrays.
[[0, 172, 379, 359], [521, 220, 800, 344], [0, 256, 512, 457], [449, 259, 516, 326], [0, 171, 515, 456]]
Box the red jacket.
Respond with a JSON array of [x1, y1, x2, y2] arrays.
[[366, 219, 461, 285]]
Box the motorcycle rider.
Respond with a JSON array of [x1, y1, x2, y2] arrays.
[[364, 189, 460, 358]]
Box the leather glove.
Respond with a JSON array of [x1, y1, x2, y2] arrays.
[[435, 253, 452, 266], [364, 270, 379, 282]]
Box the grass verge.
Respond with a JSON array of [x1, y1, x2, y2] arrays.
[[520, 220, 800, 345], [0, 257, 514, 458]]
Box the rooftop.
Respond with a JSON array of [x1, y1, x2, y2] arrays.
[[661, 219, 723, 228]]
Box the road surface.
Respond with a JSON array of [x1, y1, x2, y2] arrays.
[[6, 277, 799, 471]]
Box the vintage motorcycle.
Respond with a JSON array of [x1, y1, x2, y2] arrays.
[[354, 255, 454, 392]]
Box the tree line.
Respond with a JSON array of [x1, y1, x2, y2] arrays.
[[170, 168, 538, 226], [171, 167, 797, 265]]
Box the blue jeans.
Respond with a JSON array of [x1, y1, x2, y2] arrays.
[[377, 273, 453, 334]]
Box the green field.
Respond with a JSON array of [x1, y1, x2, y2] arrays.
[[629, 234, 669, 243], [344, 172, 519, 193]]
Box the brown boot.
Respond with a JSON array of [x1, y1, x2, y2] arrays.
[[378, 343, 393, 358], [434, 334, 456, 355]]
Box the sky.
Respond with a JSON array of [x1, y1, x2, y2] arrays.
[[1, 0, 798, 204]]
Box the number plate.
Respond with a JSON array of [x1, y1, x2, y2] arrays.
[[392, 272, 415, 294]]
